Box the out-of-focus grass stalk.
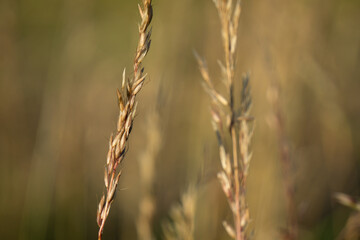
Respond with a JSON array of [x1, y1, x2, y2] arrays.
[[267, 84, 298, 240], [196, 0, 254, 239], [334, 193, 360, 239], [162, 186, 197, 240], [136, 112, 161, 240]]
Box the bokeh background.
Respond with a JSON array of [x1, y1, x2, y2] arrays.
[[1, 0, 360, 239]]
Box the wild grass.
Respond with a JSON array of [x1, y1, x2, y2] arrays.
[[136, 111, 161, 240], [2, 0, 360, 239], [96, 0, 153, 239], [267, 84, 298, 240], [334, 193, 360, 239], [196, 0, 254, 239], [162, 186, 197, 240]]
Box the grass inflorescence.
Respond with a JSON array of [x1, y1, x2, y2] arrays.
[[96, 1, 153, 239], [196, 0, 254, 239]]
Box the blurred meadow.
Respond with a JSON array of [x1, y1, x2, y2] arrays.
[[1, 0, 360, 239]]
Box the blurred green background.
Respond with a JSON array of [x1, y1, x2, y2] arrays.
[[1, 0, 360, 239]]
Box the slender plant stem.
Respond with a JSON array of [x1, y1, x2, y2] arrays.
[[232, 126, 243, 240]]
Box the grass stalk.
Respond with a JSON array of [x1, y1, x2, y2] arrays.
[[136, 112, 161, 240], [268, 84, 298, 240], [334, 193, 360, 239], [196, 0, 253, 239], [96, 1, 153, 239], [162, 186, 197, 240]]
